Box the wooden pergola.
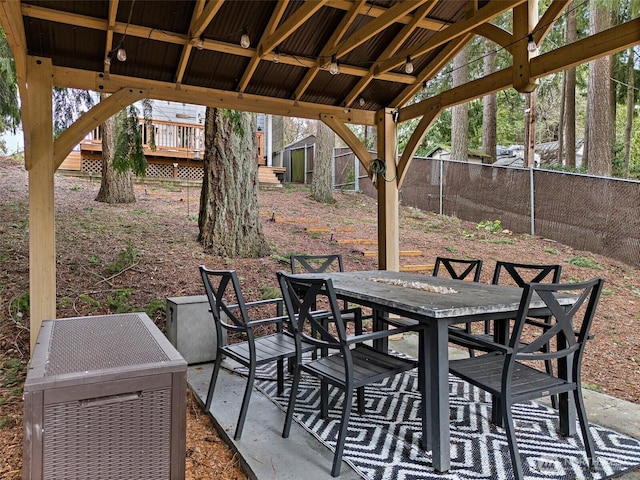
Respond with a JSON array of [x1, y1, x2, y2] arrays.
[[1, 0, 638, 351]]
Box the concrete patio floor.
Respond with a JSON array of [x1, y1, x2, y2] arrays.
[[187, 332, 640, 480]]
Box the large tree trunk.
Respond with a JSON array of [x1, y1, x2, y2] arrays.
[[451, 45, 469, 162], [585, 0, 612, 176], [482, 43, 497, 164], [198, 107, 269, 258], [311, 120, 335, 203], [95, 110, 135, 204]]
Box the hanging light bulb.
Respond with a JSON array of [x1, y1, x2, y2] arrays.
[[104, 55, 112, 66], [358, 97, 365, 107], [240, 27, 250, 49], [404, 56, 414, 74], [116, 41, 127, 62], [273, 48, 280, 64], [195, 36, 204, 50], [527, 33, 537, 52], [329, 54, 339, 75]]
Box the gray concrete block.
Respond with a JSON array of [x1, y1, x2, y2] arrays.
[[166, 295, 226, 364]]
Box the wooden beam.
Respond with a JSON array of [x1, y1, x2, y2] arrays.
[[260, 1, 326, 55], [376, 109, 399, 272], [190, 0, 223, 38], [399, 68, 512, 122], [397, 106, 442, 186], [392, 33, 472, 107], [512, 2, 538, 93], [321, 114, 373, 178], [335, 0, 432, 59], [102, 0, 119, 75], [52, 65, 378, 125], [533, 0, 571, 45], [294, 0, 365, 101], [343, 1, 438, 108], [472, 23, 514, 53], [54, 88, 148, 168], [0, 0, 29, 165], [325, 0, 448, 31], [530, 18, 640, 78], [25, 57, 56, 352], [238, 1, 290, 94], [398, 17, 640, 123], [174, 0, 207, 85], [375, 0, 525, 74]]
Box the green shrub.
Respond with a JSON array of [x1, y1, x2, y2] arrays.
[[567, 256, 601, 270], [105, 241, 143, 273]]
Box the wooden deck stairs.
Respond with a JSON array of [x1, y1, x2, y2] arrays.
[[258, 166, 286, 188]]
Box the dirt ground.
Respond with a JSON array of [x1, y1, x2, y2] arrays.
[[1, 156, 638, 479]]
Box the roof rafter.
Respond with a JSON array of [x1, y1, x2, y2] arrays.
[[342, 1, 438, 108], [174, 0, 209, 86], [237, 1, 291, 94], [392, 33, 473, 107], [326, 0, 448, 31], [375, 0, 525, 74], [335, 0, 432, 59], [533, 0, 571, 45], [293, 0, 365, 101], [102, 0, 119, 75]]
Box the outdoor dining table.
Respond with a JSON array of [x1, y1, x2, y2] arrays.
[[297, 269, 578, 473]]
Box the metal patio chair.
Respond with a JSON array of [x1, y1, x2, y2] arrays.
[[200, 266, 314, 440], [277, 271, 418, 477], [449, 277, 604, 480]]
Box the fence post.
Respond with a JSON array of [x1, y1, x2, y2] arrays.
[[530, 166, 535, 236], [439, 157, 444, 215]]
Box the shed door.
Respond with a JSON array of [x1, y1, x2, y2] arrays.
[[291, 148, 305, 183]]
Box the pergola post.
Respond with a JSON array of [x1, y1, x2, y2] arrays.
[[376, 108, 399, 271], [25, 57, 56, 352]]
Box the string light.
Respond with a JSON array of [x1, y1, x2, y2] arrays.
[[404, 56, 414, 74], [240, 27, 250, 48], [358, 97, 365, 107], [273, 48, 280, 64], [329, 54, 340, 75], [527, 33, 537, 52], [116, 41, 127, 61], [195, 36, 204, 50]]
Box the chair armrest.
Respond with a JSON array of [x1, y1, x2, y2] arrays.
[[345, 324, 413, 345], [245, 315, 287, 329], [448, 329, 511, 354]]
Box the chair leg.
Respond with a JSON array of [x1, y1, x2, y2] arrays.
[[277, 358, 285, 395], [331, 387, 353, 477], [357, 386, 365, 414], [234, 363, 256, 440], [205, 354, 223, 412], [321, 380, 329, 418], [282, 364, 301, 438], [573, 388, 596, 470], [503, 399, 525, 480]]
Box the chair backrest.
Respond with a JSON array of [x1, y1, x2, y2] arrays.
[[290, 254, 344, 274], [507, 278, 604, 372], [277, 271, 346, 351], [199, 266, 251, 338], [492, 261, 562, 287], [433, 257, 482, 282]]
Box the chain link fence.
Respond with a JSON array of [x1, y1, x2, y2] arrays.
[[333, 148, 640, 267]]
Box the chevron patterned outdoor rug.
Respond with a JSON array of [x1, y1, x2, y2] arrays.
[[246, 361, 640, 480]]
